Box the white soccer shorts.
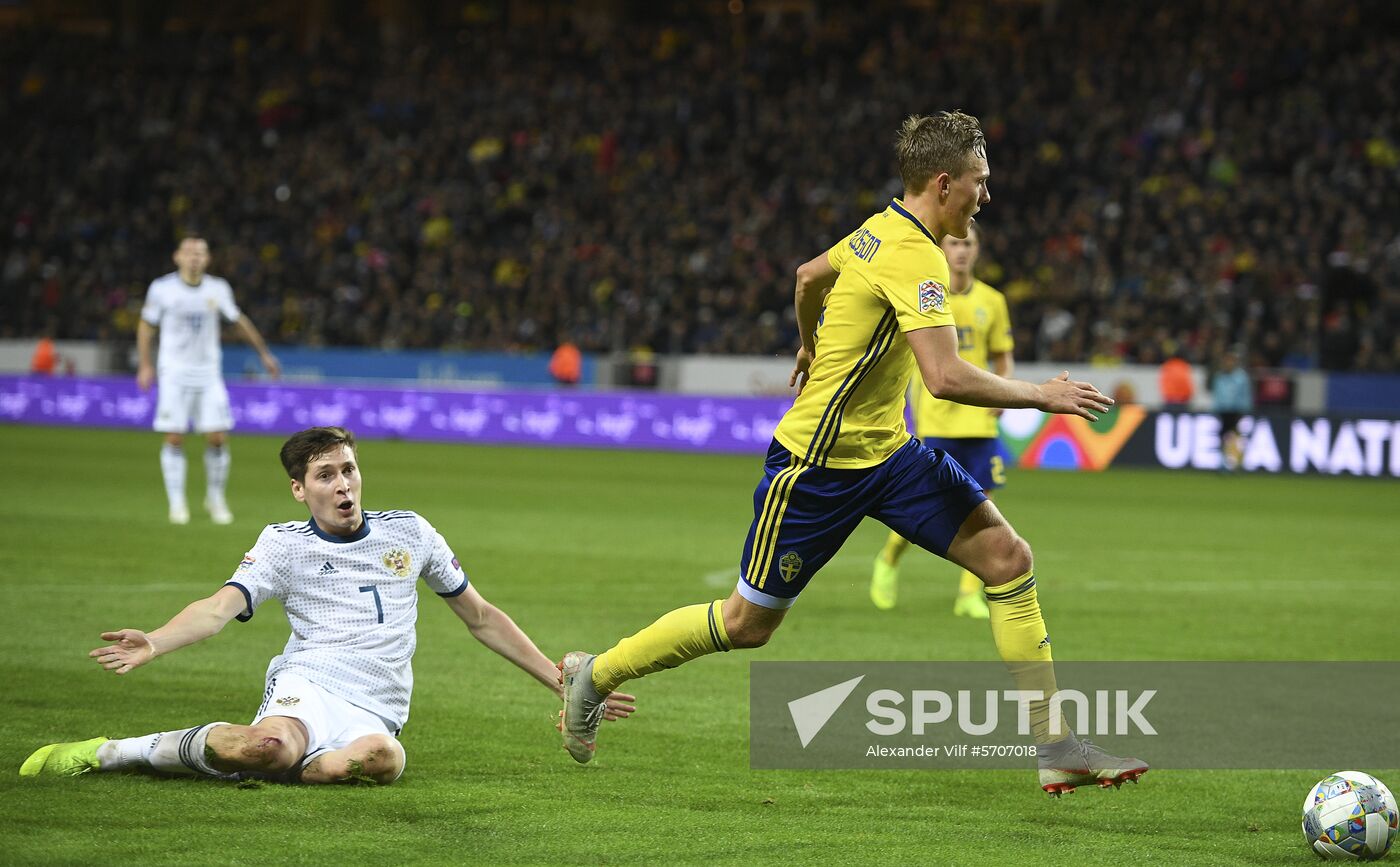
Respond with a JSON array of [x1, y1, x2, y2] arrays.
[[251, 672, 405, 777], [153, 379, 234, 433]]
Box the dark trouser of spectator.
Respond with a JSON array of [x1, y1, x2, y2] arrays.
[[1218, 412, 1244, 471]]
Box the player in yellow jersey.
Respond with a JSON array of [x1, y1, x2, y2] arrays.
[[558, 111, 1147, 795], [870, 223, 1012, 618]]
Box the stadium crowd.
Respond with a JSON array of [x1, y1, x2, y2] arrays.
[[2, 0, 1397, 372]]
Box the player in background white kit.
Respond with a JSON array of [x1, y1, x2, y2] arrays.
[[20, 427, 637, 784], [137, 237, 280, 525]]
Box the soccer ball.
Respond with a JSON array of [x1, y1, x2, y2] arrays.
[[1302, 771, 1398, 861]]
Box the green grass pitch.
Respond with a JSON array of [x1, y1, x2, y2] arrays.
[[1, 423, 1396, 865]]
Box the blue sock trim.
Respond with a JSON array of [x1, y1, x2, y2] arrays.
[[985, 573, 1036, 603]]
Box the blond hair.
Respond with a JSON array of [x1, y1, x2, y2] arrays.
[[895, 111, 986, 193]]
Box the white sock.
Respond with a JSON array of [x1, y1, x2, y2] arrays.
[[96, 733, 157, 771], [96, 722, 230, 777], [204, 445, 230, 503], [160, 444, 186, 509]]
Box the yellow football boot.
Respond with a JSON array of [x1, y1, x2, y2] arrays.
[[19, 737, 107, 777]]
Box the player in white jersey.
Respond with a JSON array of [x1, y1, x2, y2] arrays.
[[137, 237, 280, 525], [20, 427, 636, 785]]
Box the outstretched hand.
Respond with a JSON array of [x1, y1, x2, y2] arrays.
[[1037, 371, 1114, 421], [554, 691, 639, 734], [90, 629, 157, 675], [601, 691, 637, 722]]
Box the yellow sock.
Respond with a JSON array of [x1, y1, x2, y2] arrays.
[[880, 531, 910, 566], [984, 572, 1069, 744], [592, 599, 731, 694], [957, 568, 982, 596]]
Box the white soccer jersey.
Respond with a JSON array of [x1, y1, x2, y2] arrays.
[[224, 509, 469, 730], [140, 272, 241, 385]]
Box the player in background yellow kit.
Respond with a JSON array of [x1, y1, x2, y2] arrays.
[[870, 223, 1014, 617]]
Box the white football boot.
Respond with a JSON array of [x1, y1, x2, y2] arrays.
[[1038, 735, 1149, 796], [559, 651, 608, 764]]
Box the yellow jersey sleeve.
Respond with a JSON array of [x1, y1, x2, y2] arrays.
[[826, 229, 858, 272], [988, 286, 1014, 354], [910, 281, 1015, 440], [872, 236, 956, 333]]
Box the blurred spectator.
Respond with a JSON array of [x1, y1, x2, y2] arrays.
[[1253, 369, 1296, 408], [1211, 351, 1253, 470], [0, 1, 1396, 372], [1159, 354, 1195, 409], [549, 340, 582, 386], [625, 348, 658, 389], [29, 334, 58, 375]]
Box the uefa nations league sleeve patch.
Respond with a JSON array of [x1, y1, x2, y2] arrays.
[[918, 280, 946, 313]]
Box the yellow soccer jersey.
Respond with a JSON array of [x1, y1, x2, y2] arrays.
[[773, 199, 955, 469], [911, 279, 1014, 439]]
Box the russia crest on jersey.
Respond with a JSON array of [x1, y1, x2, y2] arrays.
[[918, 279, 946, 313], [382, 548, 413, 578]]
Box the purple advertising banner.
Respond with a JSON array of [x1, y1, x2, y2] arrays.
[[0, 376, 794, 455]]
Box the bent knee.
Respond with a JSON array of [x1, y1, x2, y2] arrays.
[[212, 726, 302, 774], [721, 595, 786, 650], [354, 734, 405, 781], [304, 736, 405, 785], [980, 536, 1035, 587], [727, 622, 777, 649]]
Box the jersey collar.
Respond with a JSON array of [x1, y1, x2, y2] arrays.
[[889, 199, 937, 244], [308, 513, 371, 543]]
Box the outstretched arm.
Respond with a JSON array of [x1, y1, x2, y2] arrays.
[[90, 584, 247, 674], [444, 585, 635, 720], [988, 349, 1014, 418], [907, 326, 1113, 420], [234, 314, 281, 378]]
